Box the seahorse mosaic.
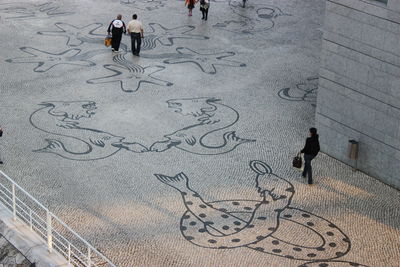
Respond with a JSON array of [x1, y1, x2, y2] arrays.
[[155, 161, 367, 267]]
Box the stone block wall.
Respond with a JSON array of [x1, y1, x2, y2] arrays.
[[316, 0, 400, 188]]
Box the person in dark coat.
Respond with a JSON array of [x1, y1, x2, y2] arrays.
[[200, 0, 210, 20], [300, 127, 320, 185], [107, 14, 126, 52]]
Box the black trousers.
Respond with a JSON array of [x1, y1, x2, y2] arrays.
[[201, 8, 209, 19], [111, 29, 123, 51], [302, 154, 316, 184], [131, 33, 141, 55]]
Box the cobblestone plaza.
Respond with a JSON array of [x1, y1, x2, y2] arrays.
[[0, 0, 399, 266]]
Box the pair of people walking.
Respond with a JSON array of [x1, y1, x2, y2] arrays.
[[185, 0, 210, 20], [107, 14, 144, 56]]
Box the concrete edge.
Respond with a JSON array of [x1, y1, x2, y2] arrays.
[[0, 204, 72, 267]]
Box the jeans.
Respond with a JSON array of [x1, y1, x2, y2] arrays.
[[302, 154, 316, 184], [130, 33, 141, 55]]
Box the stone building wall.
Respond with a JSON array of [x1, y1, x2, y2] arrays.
[[316, 0, 400, 188]]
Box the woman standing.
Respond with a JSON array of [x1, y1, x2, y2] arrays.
[[200, 0, 210, 20], [185, 0, 197, 16]]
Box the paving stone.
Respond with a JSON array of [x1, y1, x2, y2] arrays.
[[0, 235, 32, 266]]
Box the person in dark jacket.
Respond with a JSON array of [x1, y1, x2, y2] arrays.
[[300, 127, 320, 185], [107, 14, 126, 52]]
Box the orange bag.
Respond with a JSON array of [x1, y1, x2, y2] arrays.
[[104, 36, 112, 47]]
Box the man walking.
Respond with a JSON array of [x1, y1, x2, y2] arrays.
[[0, 126, 3, 164], [127, 14, 144, 56], [300, 127, 320, 185], [107, 14, 126, 52]]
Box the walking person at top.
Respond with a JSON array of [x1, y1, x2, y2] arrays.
[[107, 14, 126, 52], [300, 127, 320, 185], [200, 0, 210, 20], [127, 14, 144, 56], [185, 0, 197, 16]]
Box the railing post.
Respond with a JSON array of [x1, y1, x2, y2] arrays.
[[46, 211, 53, 253], [68, 243, 71, 264], [12, 184, 16, 220], [29, 210, 33, 230], [87, 246, 91, 267]]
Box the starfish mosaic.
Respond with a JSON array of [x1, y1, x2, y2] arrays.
[[1, 2, 74, 20], [87, 63, 173, 93], [148, 23, 209, 46], [5, 47, 95, 72], [163, 47, 246, 74], [37, 23, 103, 46]]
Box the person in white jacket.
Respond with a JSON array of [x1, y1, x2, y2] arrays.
[[107, 14, 126, 52]]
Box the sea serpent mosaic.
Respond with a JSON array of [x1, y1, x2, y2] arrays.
[[155, 160, 367, 267]]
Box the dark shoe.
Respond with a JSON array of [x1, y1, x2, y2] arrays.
[[0, 161, 3, 164]]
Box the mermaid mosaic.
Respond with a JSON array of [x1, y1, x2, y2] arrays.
[[155, 160, 367, 267]]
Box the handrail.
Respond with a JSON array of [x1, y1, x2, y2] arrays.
[[0, 170, 116, 267], [0, 171, 48, 210]]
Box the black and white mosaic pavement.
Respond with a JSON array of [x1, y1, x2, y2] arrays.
[[0, 0, 399, 266], [0, 234, 32, 266]]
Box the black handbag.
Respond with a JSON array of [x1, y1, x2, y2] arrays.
[[292, 153, 302, 168]]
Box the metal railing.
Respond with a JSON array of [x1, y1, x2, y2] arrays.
[[0, 170, 116, 267]]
